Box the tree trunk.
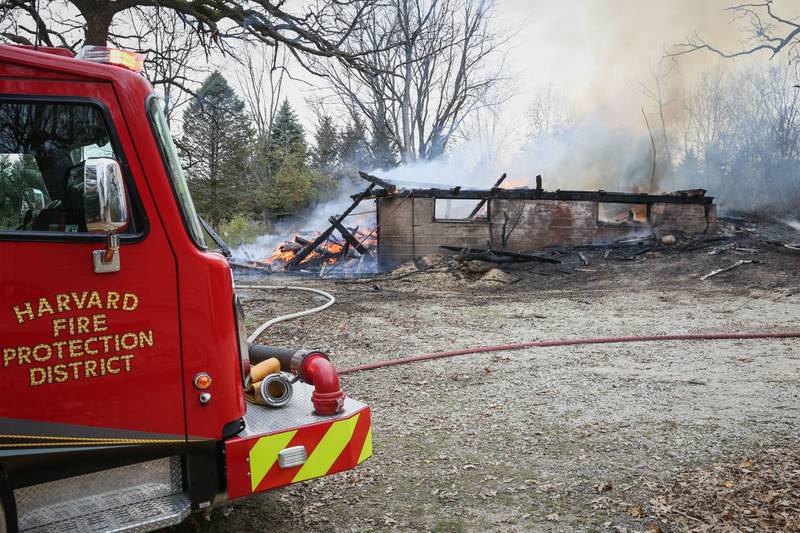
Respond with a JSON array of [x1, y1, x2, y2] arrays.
[[82, 10, 115, 46]]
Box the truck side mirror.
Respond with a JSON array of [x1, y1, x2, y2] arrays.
[[84, 158, 129, 273], [18, 188, 47, 228]]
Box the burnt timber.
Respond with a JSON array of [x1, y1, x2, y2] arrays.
[[364, 187, 714, 205]]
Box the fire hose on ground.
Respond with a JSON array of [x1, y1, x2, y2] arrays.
[[336, 331, 800, 375], [237, 285, 800, 411]]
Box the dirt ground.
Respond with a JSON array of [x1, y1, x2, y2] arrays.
[[171, 217, 800, 532]]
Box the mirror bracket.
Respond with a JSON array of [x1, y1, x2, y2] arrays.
[[93, 233, 120, 274]]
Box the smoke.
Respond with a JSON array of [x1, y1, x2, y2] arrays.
[[509, 115, 654, 191], [376, 115, 656, 193], [498, 0, 745, 128]]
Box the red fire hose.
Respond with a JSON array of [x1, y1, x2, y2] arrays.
[[338, 331, 800, 375]]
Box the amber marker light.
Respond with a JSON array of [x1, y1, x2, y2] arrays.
[[193, 372, 213, 390]]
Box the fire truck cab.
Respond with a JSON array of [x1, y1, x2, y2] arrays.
[[0, 44, 371, 533]]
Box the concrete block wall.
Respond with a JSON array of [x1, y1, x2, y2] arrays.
[[376, 196, 717, 269], [648, 203, 718, 234], [488, 199, 634, 250]]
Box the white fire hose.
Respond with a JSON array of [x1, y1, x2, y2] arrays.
[[237, 285, 336, 344], [235, 285, 337, 407]]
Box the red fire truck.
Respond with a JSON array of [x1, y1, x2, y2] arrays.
[[0, 44, 371, 532]]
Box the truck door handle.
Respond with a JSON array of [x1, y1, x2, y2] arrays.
[[93, 233, 121, 274]]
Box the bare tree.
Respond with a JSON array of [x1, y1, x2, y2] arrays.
[[454, 94, 515, 169], [635, 58, 675, 167], [0, 0, 384, 67], [671, 1, 800, 62], [525, 84, 573, 147], [111, 8, 203, 124], [233, 41, 287, 140], [679, 64, 736, 166], [308, 0, 506, 163], [671, 60, 800, 210]]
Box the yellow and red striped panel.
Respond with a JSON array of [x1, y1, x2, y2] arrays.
[[226, 407, 372, 499]]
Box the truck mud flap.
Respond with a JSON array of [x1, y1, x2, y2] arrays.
[[224, 383, 372, 499]]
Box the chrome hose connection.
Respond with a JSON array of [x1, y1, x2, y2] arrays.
[[258, 373, 293, 408]]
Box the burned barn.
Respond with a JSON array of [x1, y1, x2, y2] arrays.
[[364, 174, 718, 270], [252, 173, 718, 274]]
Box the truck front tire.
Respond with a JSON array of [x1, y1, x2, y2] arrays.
[[0, 473, 16, 533]]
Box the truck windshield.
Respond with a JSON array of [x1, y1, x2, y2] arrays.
[[148, 98, 206, 248]]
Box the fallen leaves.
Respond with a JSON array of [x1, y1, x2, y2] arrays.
[[637, 447, 800, 532], [625, 505, 643, 518]]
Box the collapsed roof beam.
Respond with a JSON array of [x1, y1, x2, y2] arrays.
[[359, 172, 397, 193], [468, 173, 507, 218], [368, 188, 713, 205]]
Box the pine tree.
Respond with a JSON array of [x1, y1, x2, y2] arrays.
[[338, 115, 372, 178], [370, 123, 397, 170], [0, 155, 46, 230], [310, 115, 338, 175], [266, 99, 306, 176], [181, 71, 253, 230], [251, 99, 336, 217]]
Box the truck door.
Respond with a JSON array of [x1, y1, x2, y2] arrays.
[[0, 82, 186, 449]]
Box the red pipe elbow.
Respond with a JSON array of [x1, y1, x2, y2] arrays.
[[300, 353, 345, 415]]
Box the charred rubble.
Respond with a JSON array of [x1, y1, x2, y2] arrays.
[[228, 171, 797, 278]]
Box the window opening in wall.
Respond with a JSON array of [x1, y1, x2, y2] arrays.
[[434, 198, 488, 221], [597, 202, 648, 225]]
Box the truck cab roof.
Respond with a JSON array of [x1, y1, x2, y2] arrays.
[[0, 43, 153, 98]]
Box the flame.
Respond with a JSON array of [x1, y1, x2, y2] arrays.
[[263, 227, 378, 271]]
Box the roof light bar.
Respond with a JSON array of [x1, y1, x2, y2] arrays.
[[76, 45, 145, 73]]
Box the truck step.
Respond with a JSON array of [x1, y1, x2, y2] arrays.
[[15, 456, 186, 533], [22, 492, 191, 533]]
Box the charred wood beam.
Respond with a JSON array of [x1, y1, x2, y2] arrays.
[[330, 217, 371, 255], [440, 246, 561, 264], [368, 188, 713, 205], [468, 173, 507, 218], [359, 171, 397, 193], [294, 236, 312, 246], [286, 184, 375, 269], [229, 260, 271, 272]]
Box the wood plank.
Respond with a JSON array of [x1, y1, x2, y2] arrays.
[[330, 217, 371, 255], [371, 188, 713, 204], [359, 172, 397, 193], [468, 173, 507, 218], [440, 246, 561, 264]]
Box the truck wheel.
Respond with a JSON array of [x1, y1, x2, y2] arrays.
[[0, 474, 15, 533]]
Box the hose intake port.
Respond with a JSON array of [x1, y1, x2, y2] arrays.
[[248, 345, 345, 415], [259, 373, 293, 408]]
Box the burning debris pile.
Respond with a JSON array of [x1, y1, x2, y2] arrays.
[[266, 226, 378, 273], [234, 181, 380, 275]]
